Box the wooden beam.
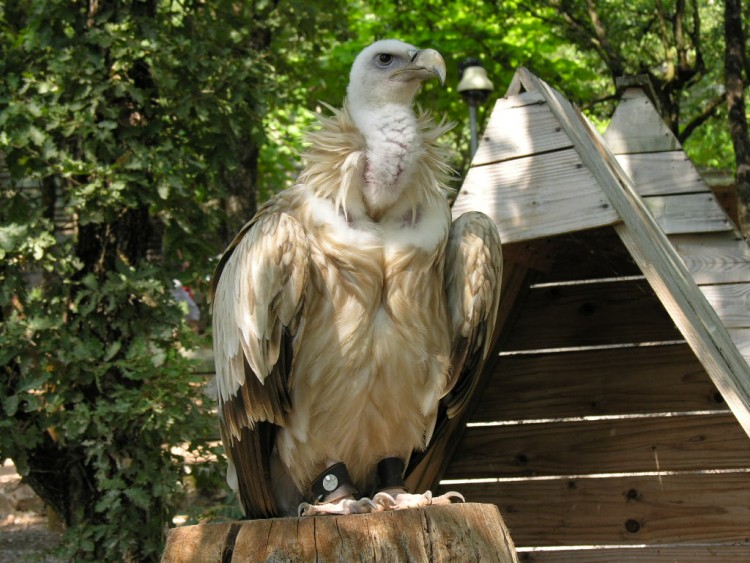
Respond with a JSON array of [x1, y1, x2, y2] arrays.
[[515, 68, 750, 439]]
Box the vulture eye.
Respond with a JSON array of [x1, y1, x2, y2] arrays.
[[376, 53, 394, 67]]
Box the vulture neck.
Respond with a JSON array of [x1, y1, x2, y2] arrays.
[[350, 103, 419, 219], [299, 103, 452, 224]]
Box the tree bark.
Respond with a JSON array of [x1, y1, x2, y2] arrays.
[[725, 0, 750, 238]]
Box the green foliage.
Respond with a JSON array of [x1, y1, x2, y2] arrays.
[[0, 0, 299, 559], [0, 197, 216, 560]]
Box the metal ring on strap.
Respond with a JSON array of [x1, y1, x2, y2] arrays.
[[310, 462, 359, 503]]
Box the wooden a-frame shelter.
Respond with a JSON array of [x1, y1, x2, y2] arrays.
[[413, 68, 750, 559], [453, 68, 750, 431]]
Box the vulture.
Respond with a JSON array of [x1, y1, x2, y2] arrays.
[[211, 39, 503, 518]]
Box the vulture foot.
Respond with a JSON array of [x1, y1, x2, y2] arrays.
[[373, 489, 465, 511], [298, 496, 377, 517]]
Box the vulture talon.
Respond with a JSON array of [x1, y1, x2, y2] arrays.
[[298, 496, 377, 517], [373, 489, 465, 511]]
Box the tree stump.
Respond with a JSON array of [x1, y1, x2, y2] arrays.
[[161, 503, 518, 562]]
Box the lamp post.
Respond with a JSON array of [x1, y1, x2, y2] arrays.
[[457, 58, 494, 159]]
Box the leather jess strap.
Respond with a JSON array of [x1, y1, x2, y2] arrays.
[[310, 462, 359, 503], [377, 457, 406, 491]]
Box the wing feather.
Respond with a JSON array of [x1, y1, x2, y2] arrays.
[[211, 211, 309, 517], [442, 211, 503, 418]]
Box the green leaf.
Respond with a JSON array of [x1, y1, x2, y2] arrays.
[[2, 394, 19, 417]]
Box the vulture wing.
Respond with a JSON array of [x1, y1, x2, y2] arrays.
[[211, 211, 309, 518], [442, 211, 503, 418], [405, 211, 502, 483]]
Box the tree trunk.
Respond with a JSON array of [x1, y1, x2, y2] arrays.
[[725, 0, 750, 238], [161, 503, 518, 563], [222, 143, 259, 244]]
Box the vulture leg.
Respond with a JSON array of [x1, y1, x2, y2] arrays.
[[297, 461, 377, 516]]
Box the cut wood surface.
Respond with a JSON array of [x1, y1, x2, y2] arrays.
[[161, 503, 518, 563], [446, 413, 749, 479], [474, 344, 723, 421], [643, 193, 733, 234], [502, 279, 679, 352], [450, 472, 750, 547], [614, 151, 707, 196], [453, 148, 619, 243]]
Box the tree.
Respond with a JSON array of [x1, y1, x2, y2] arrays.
[[518, 1, 727, 148], [0, 0, 343, 560], [724, 0, 750, 237]]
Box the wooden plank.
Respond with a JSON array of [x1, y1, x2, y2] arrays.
[[448, 472, 750, 547], [518, 545, 750, 562], [474, 344, 724, 421], [729, 328, 750, 358], [614, 152, 708, 196], [454, 148, 619, 244], [603, 86, 682, 154], [446, 414, 749, 479], [643, 193, 734, 234], [670, 232, 750, 285], [502, 279, 680, 352], [699, 283, 750, 329], [473, 91, 573, 166], [520, 70, 750, 439]]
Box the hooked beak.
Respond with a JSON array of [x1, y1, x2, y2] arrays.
[[391, 48, 446, 86]]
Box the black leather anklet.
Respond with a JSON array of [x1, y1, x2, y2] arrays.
[[310, 462, 359, 503], [377, 457, 406, 491]]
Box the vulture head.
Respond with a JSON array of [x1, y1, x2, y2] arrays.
[[347, 39, 446, 112]]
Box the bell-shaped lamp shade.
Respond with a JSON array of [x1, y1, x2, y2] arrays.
[[458, 65, 494, 105]]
